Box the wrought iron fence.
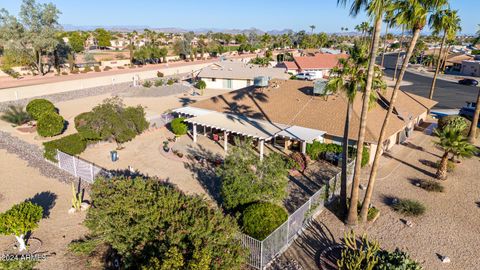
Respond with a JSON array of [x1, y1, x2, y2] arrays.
[[240, 160, 355, 269]]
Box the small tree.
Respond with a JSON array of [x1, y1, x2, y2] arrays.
[[241, 202, 288, 240], [170, 117, 187, 136], [0, 202, 43, 252], [36, 111, 65, 137], [196, 80, 207, 95], [26, 99, 56, 120]]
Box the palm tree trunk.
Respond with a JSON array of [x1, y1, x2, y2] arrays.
[[436, 151, 449, 180], [347, 15, 383, 225], [380, 25, 389, 67], [393, 28, 404, 81], [468, 86, 480, 143], [359, 28, 421, 222], [429, 31, 447, 100], [441, 44, 450, 71], [340, 102, 352, 217]]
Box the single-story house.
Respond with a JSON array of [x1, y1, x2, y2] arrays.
[[174, 79, 437, 163], [460, 60, 480, 77], [197, 61, 289, 90], [279, 53, 348, 77]]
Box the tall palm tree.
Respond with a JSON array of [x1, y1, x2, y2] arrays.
[[309, 25, 316, 34], [428, 8, 461, 100], [434, 126, 477, 179], [127, 30, 138, 66], [380, 13, 394, 67], [468, 87, 480, 143], [338, 0, 392, 225], [392, 27, 405, 81], [359, 0, 448, 222]]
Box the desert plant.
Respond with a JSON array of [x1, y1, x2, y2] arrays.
[[71, 183, 82, 211], [438, 115, 476, 137], [391, 199, 426, 217], [170, 117, 187, 136], [0, 105, 31, 125], [241, 202, 288, 240], [103, 66, 112, 71], [417, 180, 444, 192], [375, 248, 422, 270], [1, 67, 21, 79], [81, 66, 92, 73], [43, 133, 87, 161], [0, 201, 43, 251], [157, 71, 164, 77], [94, 66, 101, 72], [26, 99, 56, 120], [142, 80, 153, 88], [0, 260, 38, 270], [61, 71, 68, 75], [196, 80, 207, 95], [36, 111, 65, 137], [167, 78, 175, 85], [337, 230, 380, 270], [154, 79, 164, 87], [68, 236, 102, 255]]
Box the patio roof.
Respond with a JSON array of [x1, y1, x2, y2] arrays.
[[277, 126, 326, 143], [173, 107, 215, 117]]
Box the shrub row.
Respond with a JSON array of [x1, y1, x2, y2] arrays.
[[43, 133, 87, 161], [306, 141, 370, 167]]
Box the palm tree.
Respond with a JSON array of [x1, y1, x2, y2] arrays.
[[359, 0, 448, 222], [392, 27, 405, 81], [434, 127, 477, 179], [338, 0, 392, 225], [127, 31, 138, 66], [309, 25, 316, 34], [428, 9, 461, 100], [468, 87, 480, 143], [380, 13, 394, 67]]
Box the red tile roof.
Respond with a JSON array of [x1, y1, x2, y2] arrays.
[[293, 53, 348, 70], [283, 61, 299, 70]]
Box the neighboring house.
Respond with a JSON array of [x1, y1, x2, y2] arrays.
[[460, 60, 480, 77], [445, 53, 474, 72], [109, 38, 130, 50], [279, 53, 348, 77], [174, 79, 436, 163], [197, 61, 289, 90]]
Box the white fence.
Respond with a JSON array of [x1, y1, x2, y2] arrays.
[[54, 150, 105, 183], [241, 160, 355, 269]]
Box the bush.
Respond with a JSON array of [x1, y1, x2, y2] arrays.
[[361, 146, 370, 167], [103, 66, 112, 71], [241, 202, 288, 240], [68, 237, 102, 255], [0, 260, 38, 270], [85, 176, 247, 269], [157, 71, 164, 77], [170, 117, 187, 136], [1, 67, 21, 79], [36, 112, 65, 137], [154, 79, 164, 87], [167, 78, 175, 85], [375, 249, 422, 270], [43, 133, 87, 161], [142, 80, 153, 88], [418, 180, 444, 192], [338, 231, 380, 270], [123, 106, 149, 134], [94, 66, 101, 72], [290, 152, 307, 172], [195, 80, 206, 90], [26, 99, 56, 120], [71, 68, 79, 74], [438, 115, 475, 138], [61, 71, 68, 75], [391, 199, 426, 216], [81, 66, 92, 73], [306, 141, 344, 161], [0, 105, 31, 125]]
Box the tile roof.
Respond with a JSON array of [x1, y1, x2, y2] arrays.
[[282, 61, 300, 70], [293, 53, 349, 70], [189, 79, 437, 144], [198, 61, 289, 80]]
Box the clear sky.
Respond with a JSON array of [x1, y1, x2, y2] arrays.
[[1, 0, 479, 34]]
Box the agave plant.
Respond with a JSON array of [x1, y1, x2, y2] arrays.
[[0, 105, 31, 126]]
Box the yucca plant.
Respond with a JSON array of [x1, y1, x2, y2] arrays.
[[0, 105, 31, 126]]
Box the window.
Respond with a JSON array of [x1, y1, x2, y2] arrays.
[[212, 78, 216, 82]]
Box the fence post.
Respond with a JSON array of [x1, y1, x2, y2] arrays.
[[72, 155, 77, 177], [57, 150, 61, 169], [260, 241, 263, 270], [90, 163, 94, 182], [286, 216, 290, 246]]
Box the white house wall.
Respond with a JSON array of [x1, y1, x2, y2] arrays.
[[200, 77, 251, 90]]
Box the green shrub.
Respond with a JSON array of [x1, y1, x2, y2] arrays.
[[68, 237, 102, 255], [1, 67, 21, 79], [472, 49, 480, 55], [43, 133, 87, 161], [26, 99, 56, 120], [0, 260, 38, 270], [438, 115, 476, 138], [241, 202, 288, 240], [338, 230, 380, 270], [418, 180, 444, 192], [290, 152, 307, 172], [306, 141, 344, 161], [375, 249, 422, 270], [167, 78, 175, 85], [196, 80, 206, 90], [157, 71, 164, 77], [170, 117, 187, 136], [154, 79, 164, 87], [36, 112, 65, 137], [81, 66, 92, 73], [123, 106, 149, 133], [391, 199, 426, 216], [0, 105, 31, 125], [361, 146, 370, 167], [143, 80, 153, 88], [94, 66, 101, 72]]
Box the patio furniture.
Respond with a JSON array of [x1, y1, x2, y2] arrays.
[[213, 134, 219, 142]]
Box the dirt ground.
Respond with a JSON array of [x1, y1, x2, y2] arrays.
[[280, 130, 480, 270], [0, 149, 88, 270]]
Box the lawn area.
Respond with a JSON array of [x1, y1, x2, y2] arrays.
[[279, 129, 480, 270]]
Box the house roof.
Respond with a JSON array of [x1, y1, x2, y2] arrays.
[[293, 53, 348, 70], [283, 61, 300, 70], [198, 61, 289, 80], [446, 54, 474, 65], [188, 79, 437, 144]]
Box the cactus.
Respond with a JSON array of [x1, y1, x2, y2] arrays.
[[71, 183, 82, 211], [337, 230, 380, 270]]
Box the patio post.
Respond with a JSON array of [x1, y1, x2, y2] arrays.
[[259, 139, 264, 161], [301, 141, 307, 154], [223, 131, 228, 152], [193, 124, 197, 143]]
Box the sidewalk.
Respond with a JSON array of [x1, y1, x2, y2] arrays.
[[406, 67, 479, 83]]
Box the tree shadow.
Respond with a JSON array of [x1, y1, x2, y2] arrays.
[[381, 195, 398, 206], [476, 201, 480, 208], [26, 191, 57, 219], [101, 168, 150, 179], [178, 97, 195, 106], [418, 159, 438, 169], [386, 155, 436, 178]]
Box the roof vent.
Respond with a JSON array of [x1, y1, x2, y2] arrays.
[[254, 76, 270, 87], [313, 79, 330, 96]]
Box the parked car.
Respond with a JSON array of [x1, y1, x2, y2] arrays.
[[296, 72, 315, 81], [458, 79, 478, 86]]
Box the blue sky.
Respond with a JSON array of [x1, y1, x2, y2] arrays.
[[2, 0, 479, 34]]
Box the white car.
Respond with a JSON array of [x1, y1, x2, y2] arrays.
[[296, 72, 315, 81]]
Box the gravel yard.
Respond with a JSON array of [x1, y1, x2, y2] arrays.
[[279, 130, 480, 270]]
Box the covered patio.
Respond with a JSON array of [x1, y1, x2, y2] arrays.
[[173, 107, 326, 159]]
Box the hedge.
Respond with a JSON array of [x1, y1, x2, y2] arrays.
[[241, 202, 288, 240], [26, 99, 56, 120], [43, 133, 87, 161], [170, 117, 187, 136], [36, 112, 65, 137], [306, 141, 370, 167]]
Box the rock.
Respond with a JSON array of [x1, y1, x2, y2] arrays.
[[68, 208, 77, 214], [80, 202, 90, 211], [392, 198, 399, 204], [415, 182, 421, 187], [359, 184, 366, 190], [405, 220, 414, 227], [441, 256, 451, 263]]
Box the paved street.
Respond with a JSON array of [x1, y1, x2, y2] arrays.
[[381, 53, 478, 109]]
